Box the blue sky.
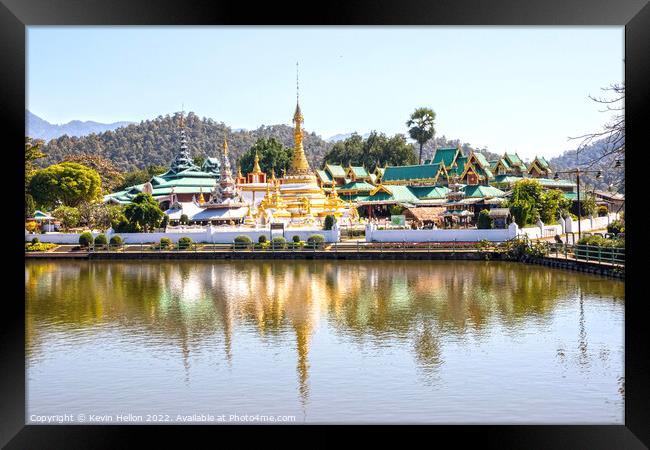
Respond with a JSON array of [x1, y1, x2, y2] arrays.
[[27, 26, 623, 159]]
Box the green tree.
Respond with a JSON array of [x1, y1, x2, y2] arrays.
[[323, 132, 416, 168], [25, 137, 46, 189], [78, 202, 124, 230], [123, 193, 165, 232], [239, 137, 294, 176], [572, 194, 596, 218], [477, 209, 493, 229], [52, 205, 81, 231], [506, 179, 543, 227], [114, 169, 151, 192], [63, 153, 124, 193], [30, 162, 102, 208], [406, 107, 436, 164], [25, 194, 36, 220], [324, 214, 336, 230], [538, 189, 570, 224]]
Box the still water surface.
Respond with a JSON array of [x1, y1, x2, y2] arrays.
[[26, 260, 624, 424]]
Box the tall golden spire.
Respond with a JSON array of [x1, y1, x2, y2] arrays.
[[289, 62, 311, 175], [253, 151, 262, 173], [222, 137, 229, 157]]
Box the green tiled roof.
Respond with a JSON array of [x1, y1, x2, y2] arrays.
[[431, 147, 459, 168], [535, 177, 576, 188], [316, 169, 333, 183], [474, 152, 491, 168], [493, 175, 524, 184], [326, 164, 347, 178], [384, 185, 421, 203], [382, 163, 442, 182], [462, 185, 506, 198], [349, 166, 369, 178], [408, 185, 451, 199], [450, 156, 467, 176], [339, 181, 375, 192], [505, 153, 523, 166]]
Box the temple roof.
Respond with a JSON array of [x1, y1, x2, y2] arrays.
[[431, 147, 460, 168], [382, 163, 442, 182], [326, 164, 347, 178], [339, 180, 375, 192], [408, 185, 451, 200], [316, 169, 333, 183], [461, 185, 506, 198], [348, 166, 369, 178]]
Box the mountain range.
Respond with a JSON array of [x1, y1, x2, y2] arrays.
[[26, 110, 133, 141]]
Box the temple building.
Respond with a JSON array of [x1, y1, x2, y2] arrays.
[[104, 113, 221, 209], [236, 151, 272, 211], [257, 82, 348, 224]]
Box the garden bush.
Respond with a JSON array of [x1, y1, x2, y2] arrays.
[[271, 237, 287, 249], [159, 237, 172, 249], [306, 234, 325, 249], [324, 215, 336, 230], [597, 205, 608, 217], [477, 210, 493, 229], [78, 231, 94, 248], [109, 235, 123, 247], [180, 214, 189, 225], [25, 242, 57, 252], [234, 235, 252, 249], [94, 234, 108, 247], [31, 237, 40, 244], [292, 235, 301, 243], [607, 219, 624, 235], [177, 237, 193, 250], [258, 235, 267, 244]]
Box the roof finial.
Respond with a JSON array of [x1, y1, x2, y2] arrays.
[[296, 61, 299, 105]]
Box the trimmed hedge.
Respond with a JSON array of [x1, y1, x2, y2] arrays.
[[258, 235, 267, 244], [177, 236, 193, 249], [79, 232, 94, 248], [234, 235, 252, 249], [271, 237, 287, 249], [306, 234, 325, 249], [292, 235, 301, 243], [159, 237, 172, 249], [31, 237, 40, 244], [94, 234, 108, 246], [109, 235, 123, 246]]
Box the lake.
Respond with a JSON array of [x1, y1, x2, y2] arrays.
[[25, 260, 624, 424]]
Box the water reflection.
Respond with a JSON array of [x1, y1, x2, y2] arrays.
[[25, 260, 624, 422]]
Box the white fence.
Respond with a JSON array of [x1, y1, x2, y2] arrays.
[[365, 223, 518, 242], [25, 225, 340, 244], [518, 212, 619, 239]]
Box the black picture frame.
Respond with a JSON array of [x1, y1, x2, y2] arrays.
[[3, 0, 648, 447]]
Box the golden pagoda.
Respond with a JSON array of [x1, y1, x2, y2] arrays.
[[259, 65, 347, 224]]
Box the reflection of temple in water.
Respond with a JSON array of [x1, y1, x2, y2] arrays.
[[26, 261, 624, 401]]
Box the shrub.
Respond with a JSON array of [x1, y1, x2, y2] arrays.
[[597, 205, 608, 217], [159, 237, 172, 249], [79, 231, 94, 248], [180, 214, 189, 225], [25, 242, 57, 252], [324, 215, 336, 230], [271, 237, 287, 249], [258, 235, 268, 244], [234, 235, 252, 249], [477, 209, 493, 229], [254, 241, 270, 250], [26, 221, 40, 234], [389, 205, 404, 216], [292, 235, 301, 243], [177, 236, 193, 249], [109, 235, 123, 246], [94, 234, 108, 247], [306, 234, 325, 249], [31, 237, 40, 244], [607, 219, 624, 235], [160, 214, 169, 229]]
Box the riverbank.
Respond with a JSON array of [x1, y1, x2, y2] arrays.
[[25, 249, 624, 279]]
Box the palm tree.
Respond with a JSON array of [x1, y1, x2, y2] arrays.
[[406, 107, 436, 164]]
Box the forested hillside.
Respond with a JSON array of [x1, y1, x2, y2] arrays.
[[39, 112, 333, 172], [549, 138, 624, 193]]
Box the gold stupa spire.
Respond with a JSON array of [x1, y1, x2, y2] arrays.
[[289, 62, 311, 175], [222, 137, 229, 157], [253, 151, 262, 173], [237, 164, 243, 178]]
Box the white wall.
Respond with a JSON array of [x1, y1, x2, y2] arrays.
[[365, 223, 518, 242], [25, 225, 340, 244], [564, 212, 618, 234]]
